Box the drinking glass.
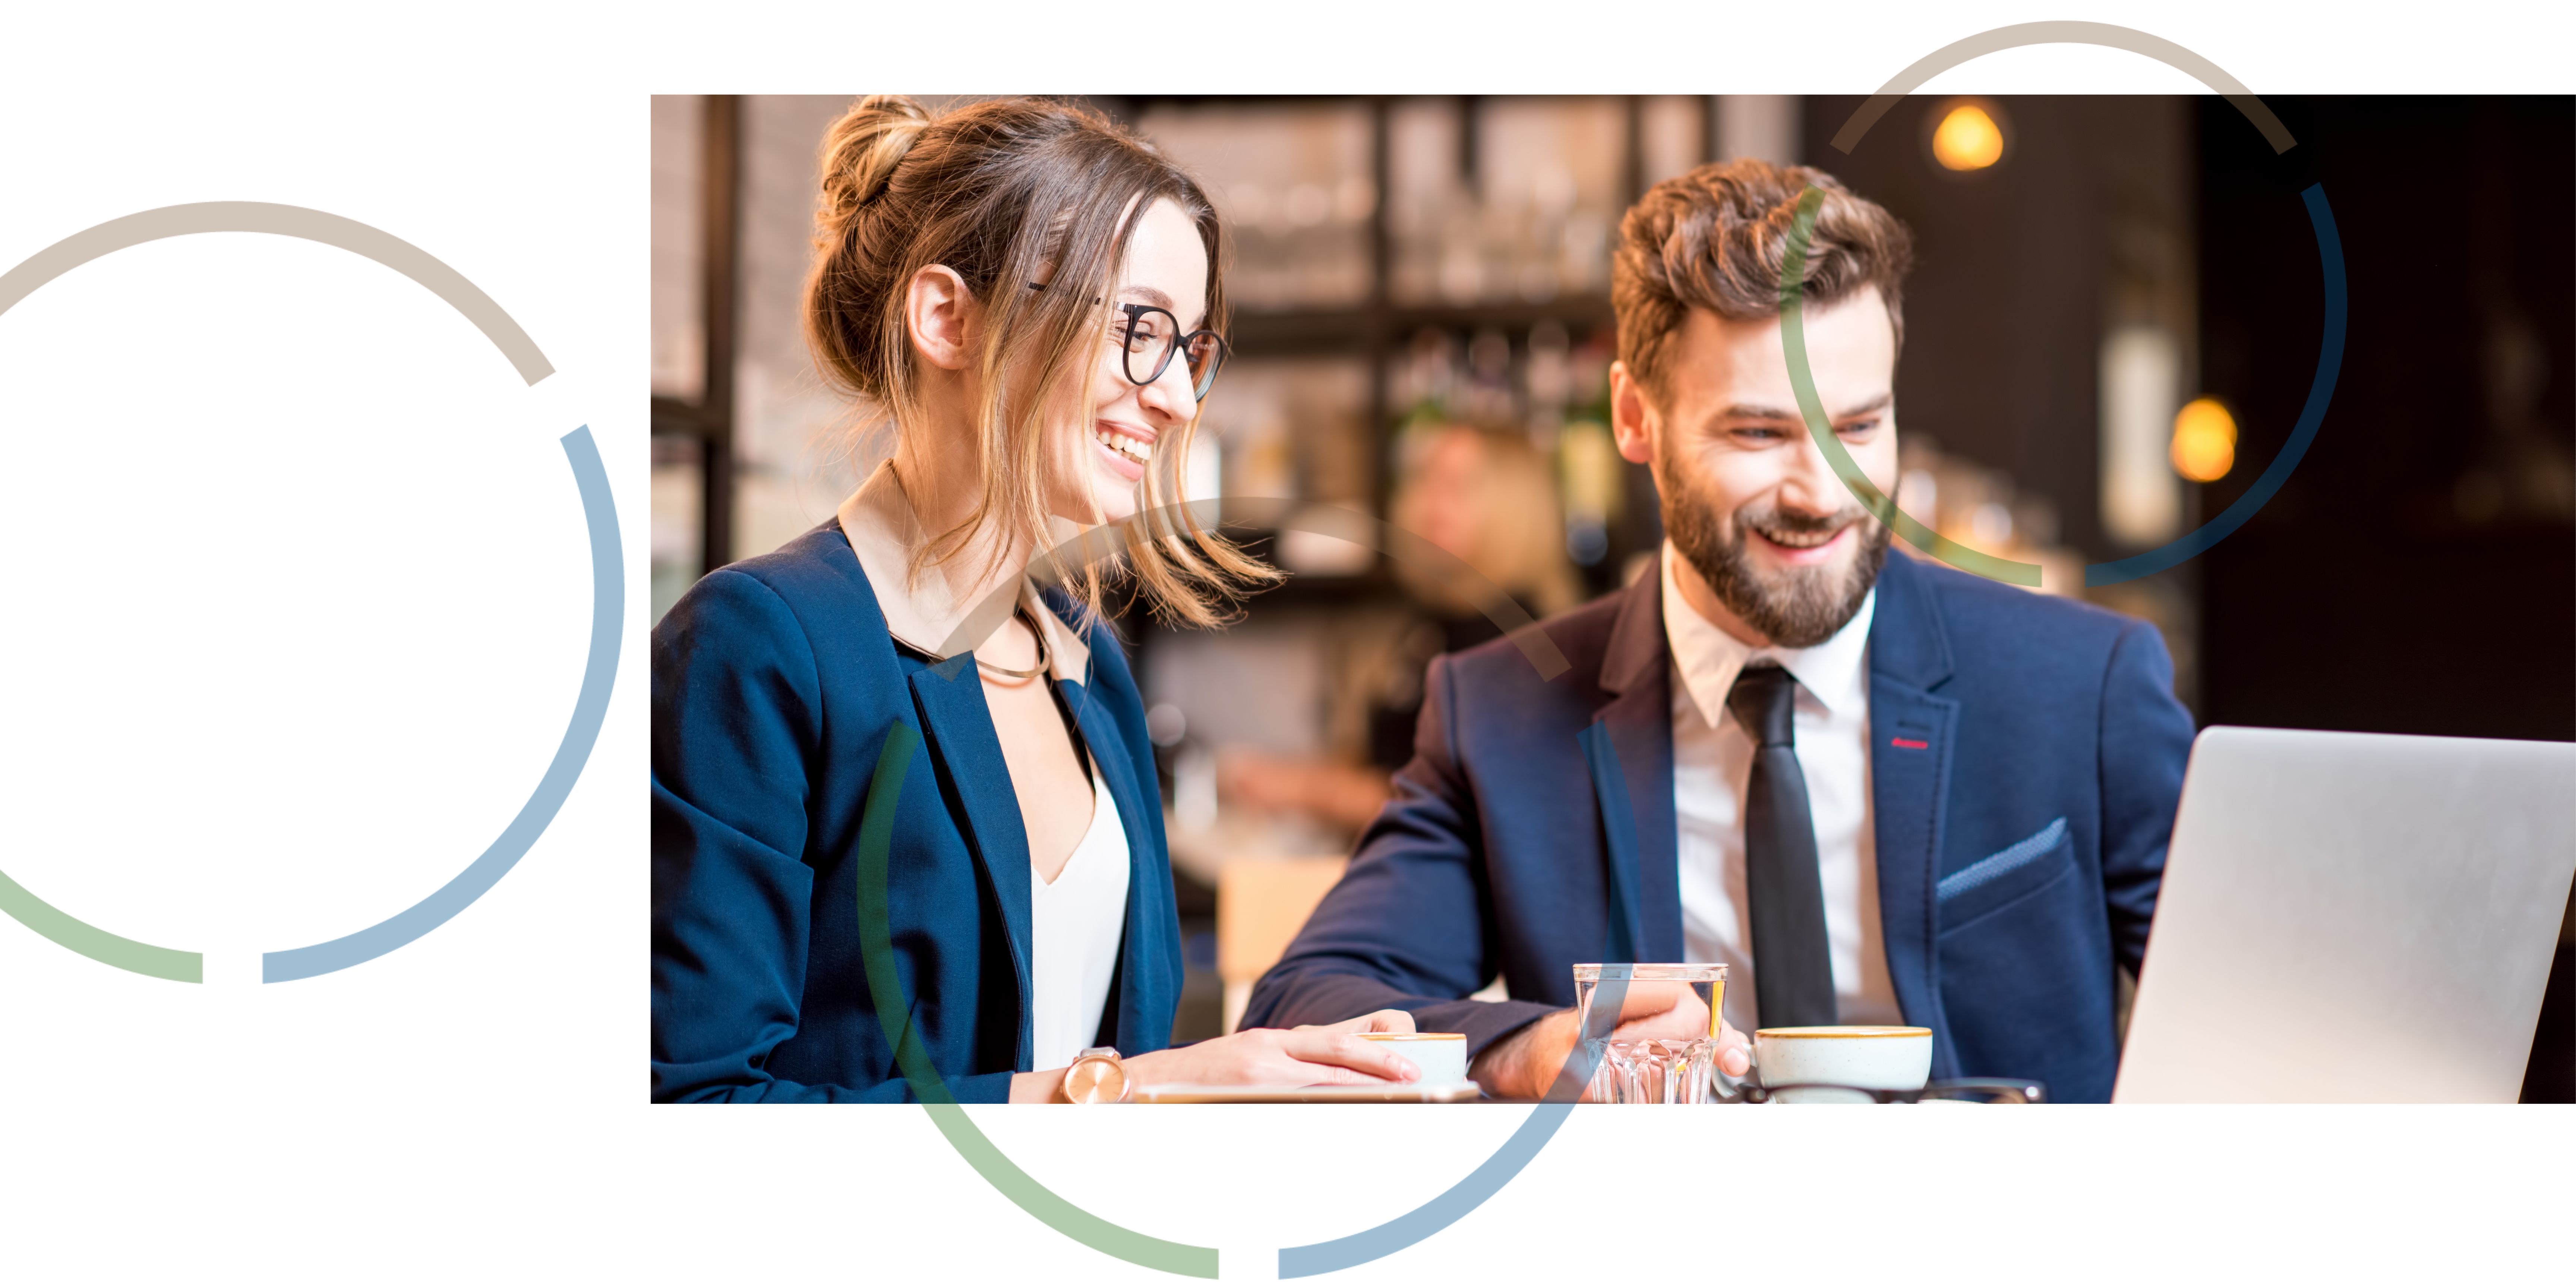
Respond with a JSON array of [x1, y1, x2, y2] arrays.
[[1569, 964, 1727, 1104]]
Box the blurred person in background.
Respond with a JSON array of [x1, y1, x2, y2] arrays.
[[1245, 160, 2194, 1102], [653, 95, 1416, 1104], [1219, 423, 1582, 837]]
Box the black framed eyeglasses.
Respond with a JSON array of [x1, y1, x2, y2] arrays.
[[1719, 1078, 2049, 1105], [1027, 282, 1228, 400]]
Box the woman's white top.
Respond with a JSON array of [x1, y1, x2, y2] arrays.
[[1029, 771, 1131, 1071]]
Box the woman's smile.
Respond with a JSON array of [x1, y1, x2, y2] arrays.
[[1092, 418, 1153, 482]]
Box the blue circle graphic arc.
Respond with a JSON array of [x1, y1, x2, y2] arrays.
[[263, 425, 623, 983], [2086, 184, 2345, 586]]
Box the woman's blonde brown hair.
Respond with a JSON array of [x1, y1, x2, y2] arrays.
[[804, 94, 1274, 628]]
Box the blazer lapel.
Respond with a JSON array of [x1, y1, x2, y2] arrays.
[[905, 663, 1036, 1068], [1866, 552, 1963, 1078], [1585, 557, 1683, 964]]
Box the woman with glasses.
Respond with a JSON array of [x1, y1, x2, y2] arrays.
[[653, 95, 1422, 1103]]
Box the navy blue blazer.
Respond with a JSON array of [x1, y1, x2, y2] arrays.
[[1242, 549, 2192, 1103], [651, 522, 1182, 1103]]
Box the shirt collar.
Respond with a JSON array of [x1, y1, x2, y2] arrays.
[[836, 461, 1091, 685], [1660, 539, 1874, 729]]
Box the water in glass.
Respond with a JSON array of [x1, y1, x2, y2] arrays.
[[1570, 964, 1728, 1104]]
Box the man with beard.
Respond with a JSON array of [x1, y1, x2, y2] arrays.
[[1241, 161, 2195, 1104]]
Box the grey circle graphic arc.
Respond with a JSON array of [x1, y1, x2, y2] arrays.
[[0, 201, 618, 984]]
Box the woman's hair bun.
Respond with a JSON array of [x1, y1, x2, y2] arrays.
[[799, 95, 1266, 628], [819, 94, 933, 224]]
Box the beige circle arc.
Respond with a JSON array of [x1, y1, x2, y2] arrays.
[[0, 201, 555, 384], [1828, 20, 2296, 157]]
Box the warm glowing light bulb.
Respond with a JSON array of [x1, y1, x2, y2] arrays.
[[1933, 105, 2004, 171], [2171, 397, 2238, 482]]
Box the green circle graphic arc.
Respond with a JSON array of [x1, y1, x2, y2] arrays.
[[855, 721, 1220, 1279], [855, 505, 1631, 1279]]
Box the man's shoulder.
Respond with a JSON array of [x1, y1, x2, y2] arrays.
[[1887, 549, 2154, 670], [1440, 582, 1631, 697]]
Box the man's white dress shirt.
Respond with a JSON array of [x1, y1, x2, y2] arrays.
[[1662, 541, 1903, 1035]]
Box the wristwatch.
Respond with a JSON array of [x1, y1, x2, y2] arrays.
[[1061, 1046, 1130, 1104]]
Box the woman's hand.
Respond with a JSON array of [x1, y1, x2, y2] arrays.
[[1006, 1010, 1425, 1101], [1123, 1016, 1423, 1089], [1292, 1008, 1415, 1036]]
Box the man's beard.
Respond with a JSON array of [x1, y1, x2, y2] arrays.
[[1659, 446, 1892, 650]]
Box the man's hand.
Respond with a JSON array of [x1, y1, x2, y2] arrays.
[[1468, 982, 1751, 1100]]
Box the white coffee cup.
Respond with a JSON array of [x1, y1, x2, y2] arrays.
[[1752, 1026, 1934, 1103], [1357, 1032, 1470, 1086]]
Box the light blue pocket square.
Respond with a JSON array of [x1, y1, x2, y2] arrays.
[[1937, 817, 2070, 903]]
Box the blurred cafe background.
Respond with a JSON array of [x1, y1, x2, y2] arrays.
[[651, 95, 2575, 1100]]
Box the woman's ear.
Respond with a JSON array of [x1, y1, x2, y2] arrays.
[[903, 264, 978, 371]]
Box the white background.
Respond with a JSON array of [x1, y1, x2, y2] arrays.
[[2, 2, 2570, 1283]]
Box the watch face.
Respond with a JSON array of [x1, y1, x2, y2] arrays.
[[1064, 1055, 1126, 1104]]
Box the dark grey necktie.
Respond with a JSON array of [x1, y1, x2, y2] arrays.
[[1725, 663, 1838, 1029]]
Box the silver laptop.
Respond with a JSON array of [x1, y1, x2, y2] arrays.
[[2114, 726, 2576, 1103]]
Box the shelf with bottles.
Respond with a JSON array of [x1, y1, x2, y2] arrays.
[[1126, 95, 1695, 344], [1131, 98, 1378, 313], [1124, 96, 1706, 610], [1225, 296, 1616, 356], [1196, 313, 1649, 598], [1383, 97, 1641, 310]]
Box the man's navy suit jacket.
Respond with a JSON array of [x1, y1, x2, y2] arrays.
[[1242, 549, 2194, 1102]]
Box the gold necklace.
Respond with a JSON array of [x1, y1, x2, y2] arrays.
[[975, 607, 1051, 681]]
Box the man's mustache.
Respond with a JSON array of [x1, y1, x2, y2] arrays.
[[1730, 505, 1873, 537]]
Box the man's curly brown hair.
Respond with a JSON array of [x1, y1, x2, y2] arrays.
[[1612, 159, 1914, 401]]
